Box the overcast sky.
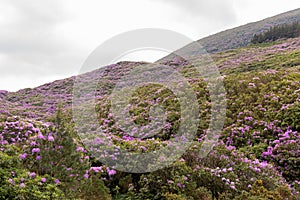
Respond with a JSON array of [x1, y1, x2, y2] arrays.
[[0, 0, 299, 92]]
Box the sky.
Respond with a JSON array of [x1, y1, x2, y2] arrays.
[[0, 0, 299, 92]]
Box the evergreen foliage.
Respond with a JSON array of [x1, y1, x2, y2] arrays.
[[252, 22, 300, 44]]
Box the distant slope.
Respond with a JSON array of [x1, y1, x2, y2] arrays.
[[1, 62, 146, 120], [198, 8, 300, 53], [159, 8, 300, 61]]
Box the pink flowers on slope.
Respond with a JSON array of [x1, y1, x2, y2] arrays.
[[31, 148, 40, 153], [106, 168, 116, 176], [20, 153, 27, 159], [47, 135, 54, 141]]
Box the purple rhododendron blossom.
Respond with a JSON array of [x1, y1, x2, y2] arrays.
[[20, 153, 27, 159], [32, 148, 40, 153], [48, 135, 54, 141], [107, 168, 116, 176]]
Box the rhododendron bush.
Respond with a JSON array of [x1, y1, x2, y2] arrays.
[[0, 37, 299, 199]]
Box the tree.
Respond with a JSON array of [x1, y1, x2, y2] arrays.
[[251, 22, 300, 44]]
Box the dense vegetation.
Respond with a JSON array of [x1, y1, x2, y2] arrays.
[[0, 35, 299, 199], [252, 22, 300, 44]]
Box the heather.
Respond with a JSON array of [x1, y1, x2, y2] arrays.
[[0, 36, 299, 199]]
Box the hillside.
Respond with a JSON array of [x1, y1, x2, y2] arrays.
[[2, 38, 299, 121], [198, 8, 300, 53], [160, 8, 300, 62], [0, 17, 300, 200]]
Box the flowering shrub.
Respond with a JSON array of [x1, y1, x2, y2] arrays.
[[0, 145, 64, 199], [0, 109, 111, 199], [0, 37, 299, 199], [262, 129, 300, 182]]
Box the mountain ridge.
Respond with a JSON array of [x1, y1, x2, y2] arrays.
[[198, 8, 300, 53], [159, 8, 300, 62]]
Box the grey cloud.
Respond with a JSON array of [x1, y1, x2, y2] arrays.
[[0, 0, 66, 53], [153, 0, 237, 24], [0, 0, 78, 81], [0, 52, 81, 78]]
